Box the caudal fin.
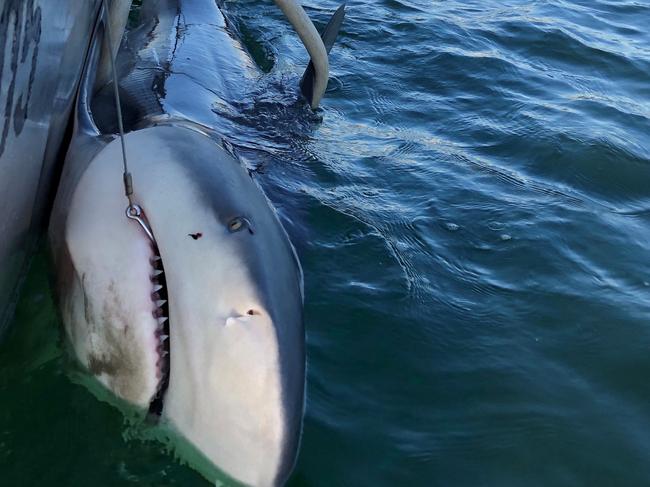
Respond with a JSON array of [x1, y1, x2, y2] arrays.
[[299, 4, 346, 108], [274, 0, 346, 109]]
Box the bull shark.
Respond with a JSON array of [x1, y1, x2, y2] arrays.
[[48, 0, 344, 485]]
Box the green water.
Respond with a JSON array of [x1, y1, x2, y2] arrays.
[[0, 251, 208, 485]]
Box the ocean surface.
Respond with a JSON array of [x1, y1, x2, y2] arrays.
[[2, 0, 650, 485]]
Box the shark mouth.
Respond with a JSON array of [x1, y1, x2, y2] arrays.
[[149, 244, 171, 416]]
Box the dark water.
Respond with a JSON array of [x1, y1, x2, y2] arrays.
[[2, 0, 650, 485]]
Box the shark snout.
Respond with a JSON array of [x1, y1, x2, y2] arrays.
[[55, 126, 305, 486]]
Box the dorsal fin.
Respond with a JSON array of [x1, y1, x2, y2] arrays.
[[299, 4, 346, 108]]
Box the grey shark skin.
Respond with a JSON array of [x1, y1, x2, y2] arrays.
[[49, 2, 306, 486]]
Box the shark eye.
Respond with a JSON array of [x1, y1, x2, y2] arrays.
[[228, 217, 253, 234], [228, 217, 244, 232]]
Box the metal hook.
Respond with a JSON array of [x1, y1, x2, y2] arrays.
[[125, 204, 155, 243]]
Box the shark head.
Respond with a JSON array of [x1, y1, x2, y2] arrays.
[[51, 125, 305, 486]]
